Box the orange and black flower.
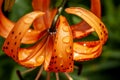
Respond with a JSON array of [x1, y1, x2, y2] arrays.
[[0, 0, 108, 79]]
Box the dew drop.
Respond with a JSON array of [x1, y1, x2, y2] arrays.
[[66, 47, 72, 53], [62, 26, 69, 32], [24, 17, 33, 24], [36, 56, 44, 63], [62, 36, 70, 43], [83, 43, 86, 47]]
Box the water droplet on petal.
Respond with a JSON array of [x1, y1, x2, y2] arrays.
[[83, 43, 86, 46], [66, 47, 72, 53], [62, 36, 70, 43], [24, 17, 33, 24], [62, 26, 69, 32], [36, 56, 44, 64]]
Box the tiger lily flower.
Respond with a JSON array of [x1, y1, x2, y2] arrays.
[[0, 0, 108, 79]]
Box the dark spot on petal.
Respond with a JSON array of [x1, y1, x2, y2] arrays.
[[6, 46, 8, 49], [12, 31, 14, 34], [7, 42, 9, 45], [51, 56, 54, 59], [11, 49, 13, 53], [19, 32, 21, 35], [50, 62, 53, 65], [102, 25, 105, 29], [55, 67, 58, 69], [20, 38, 22, 41], [61, 65, 63, 67], [69, 56, 71, 59], [57, 69, 60, 72], [3, 46, 6, 49], [54, 61, 56, 64], [13, 55, 15, 58], [101, 38, 103, 41], [15, 36, 17, 39], [70, 53, 72, 56], [55, 56, 57, 58], [14, 42, 17, 45], [54, 49, 56, 52]]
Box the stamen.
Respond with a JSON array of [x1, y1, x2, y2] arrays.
[[21, 67, 36, 75], [74, 65, 79, 69], [35, 66, 43, 80], [64, 72, 73, 80], [46, 72, 51, 80], [55, 73, 59, 80], [16, 70, 24, 80], [74, 65, 83, 75]]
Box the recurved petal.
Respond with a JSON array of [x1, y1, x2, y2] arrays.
[[66, 7, 108, 61], [22, 29, 47, 44], [66, 7, 108, 44], [0, 0, 45, 44], [73, 41, 102, 61], [2, 11, 44, 62], [71, 21, 94, 39], [18, 36, 47, 67], [32, 0, 57, 29], [44, 16, 73, 72], [0, 11, 46, 44], [0, 7, 14, 38], [71, 0, 101, 39], [91, 0, 101, 18], [0, 0, 14, 38]]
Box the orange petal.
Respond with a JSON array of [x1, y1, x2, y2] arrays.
[[0, 10, 46, 44], [71, 21, 94, 39], [44, 35, 54, 71], [2, 11, 44, 62], [66, 7, 108, 44], [66, 7, 108, 61], [18, 36, 48, 67], [22, 29, 47, 44], [32, 0, 48, 30], [0, 8, 14, 38], [0, 0, 14, 38], [0, 0, 3, 6], [44, 16, 73, 72], [32, 0, 57, 29], [91, 0, 101, 18], [73, 41, 102, 61], [71, 0, 101, 39], [0, 0, 45, 44]]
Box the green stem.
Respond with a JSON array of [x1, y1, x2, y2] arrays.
[[49, 0, 67, 33]]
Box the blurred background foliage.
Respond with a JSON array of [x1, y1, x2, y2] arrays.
[[0, 0, 120, 80]]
